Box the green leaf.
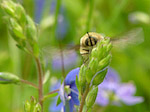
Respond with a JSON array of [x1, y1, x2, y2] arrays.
[[0, 72, 20, 84], [56, 96, 62, 106], [43, 92, 58, 101], [43, 70, 50, 84], [75, 75, 80, 92]]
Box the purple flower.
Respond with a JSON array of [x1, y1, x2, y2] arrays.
[[34, 0, 69, 39], [96, 68, 144, 106], [49, 68, 80, 112], [52, 50, 78, 71], [50, 68, 144, 112], [50, 0, 69, 39], [56, 14, 69, 39], [34, 0, 45, 23]]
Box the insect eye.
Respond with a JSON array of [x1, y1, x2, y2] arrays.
[[85, 38, 89, 46], [85, 37, 98, 46]]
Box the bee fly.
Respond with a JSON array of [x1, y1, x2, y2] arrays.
[[80, 28, 144, 64], [80, 32, 104, 64]]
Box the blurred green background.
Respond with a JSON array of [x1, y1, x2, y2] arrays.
[[0, 0, 150, 112]]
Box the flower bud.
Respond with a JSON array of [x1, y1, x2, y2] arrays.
[[104, 37, 110, 44], [88, 58, 98, 73], [92, 68, 107, 86], [30, 96, 37, 111], [0, 72, 20, 84], [79, 65, 86, 87], [91, 48, 97, 58], [9, 18, 25, 39], [24, 100, 31, 112], [1, 1, 16, 17], [98, 54, 112, 70], [101, 44, 107, 58], [96, 42, 105, 61], [106, 43, 113, 53], [26, 16, 37, 44], [33, 103, 41, 112], [86, 87, 98, 108], [85, 68, 93, 83], [15, 4, 26, 25]]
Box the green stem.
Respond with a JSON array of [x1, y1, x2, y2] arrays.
[[43, 89, 59, 102], [20, 79, 38, 89], [78, 83, 90, 112], [47, 89, 59, 95], [86, 0, 95, 32], [35, 57, 43, 112], [53, 0, 62, 43]]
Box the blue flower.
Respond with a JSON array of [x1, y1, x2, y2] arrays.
[[50, 68, 144, 112], [34, 0, 45, 23], [34, 0, 69, 39], [95, 68, 144, 106], [49, 68, 80, 112], [50, 0, 69, 39], [52, 50, 78, 71]]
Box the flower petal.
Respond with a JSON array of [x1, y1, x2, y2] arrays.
[[67, 82, 79, 105], [104, 68, 120, 83], [64, 100, 74, 112], [116, 83, 136, 97], [59, 82, 66, 105], [116, 83, 144, 105], [95, 88, 109, 106], [52, 51, 78, 71], [49, 98, 63, 112], [65, 67, 80, 85], [120, 96, 144, 105]]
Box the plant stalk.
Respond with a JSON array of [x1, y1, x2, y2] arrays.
[[20, 79, 38, 89], [35, 57, 43, 111], [47, 89, 60, 95], [78, 84, 90, 112]]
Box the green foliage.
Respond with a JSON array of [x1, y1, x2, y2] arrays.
[[0, 0, 150, 112], [24, 96, 41, 112], [1, 0, 39, 57]]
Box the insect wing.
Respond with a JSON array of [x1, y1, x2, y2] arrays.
[[111, 28, 144, 48]]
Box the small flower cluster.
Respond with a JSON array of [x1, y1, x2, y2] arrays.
[[24, 96, 41, 112], [77, 37, 112, 111], [1, 0, 39, 57]]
